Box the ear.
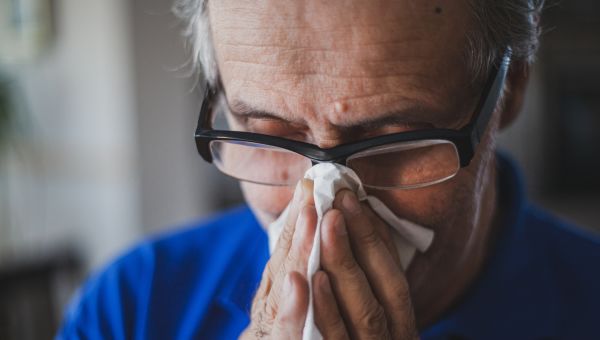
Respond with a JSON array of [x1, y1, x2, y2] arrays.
[[499, 61, 530, 130]]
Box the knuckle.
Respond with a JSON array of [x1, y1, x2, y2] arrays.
[[252, 319, 272, 338], [388, 279, 417, 339], [336, 251, 359, 273], [276, 309, 295, 324], [358, 303, 388, 336], [245, 303, 275, 339], [264, 298, 278, 321], [392, 277, 412, 307], [327, 315, 347, 336], [360, 227, 382, 249], [286, 248, 299, 265], [265, 261, 276, 281], [279, 223, 295, 246], [263, 268, 287, 314], [278, 260, 291, 280], [255, 293, 274, 318], [323, 229, 357, 273], [258, 262, 276, 294]]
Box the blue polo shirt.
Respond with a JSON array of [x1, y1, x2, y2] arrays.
[[57, 155, 600, 339]]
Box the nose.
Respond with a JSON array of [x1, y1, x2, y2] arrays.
[[310, 125, 350, 150], [315, 138, 344, 149]]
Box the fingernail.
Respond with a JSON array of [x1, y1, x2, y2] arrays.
[[342, 191, 361, 214], [334, 214, 347, 236], [300, 179, 308, 199], [301, 179, 311, 200]]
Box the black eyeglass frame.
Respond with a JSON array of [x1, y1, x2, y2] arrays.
[[195, 48, 512, 168]]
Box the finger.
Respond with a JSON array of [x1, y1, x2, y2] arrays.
[[320, 209, 389, 339], [259, 179, 314, 298], [359, 201, 402, 267], [313, 271, 349, 340], [334, 190, 400, 267], [267, 202, 317, 311], [271, 179, 314, 270], [272, 272, 309, 340], [334, 191, 416, 339]]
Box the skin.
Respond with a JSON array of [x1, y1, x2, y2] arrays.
[[208, 0, 529, 337]]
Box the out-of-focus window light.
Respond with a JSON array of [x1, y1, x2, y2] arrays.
[[0, 0, 54, 64]]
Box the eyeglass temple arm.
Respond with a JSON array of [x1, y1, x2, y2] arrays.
[[197, 85, 216, 133], [470, 47, 513, 148]]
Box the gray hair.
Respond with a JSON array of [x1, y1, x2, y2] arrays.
[[172, 0, 545, 86], [467, 0, 545, 82], [172, 0, 218, 85]]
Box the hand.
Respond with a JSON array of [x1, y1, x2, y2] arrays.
[[314, 189, 419, 339], [241, 183, 419, 339], [241, 179, 317, 339]]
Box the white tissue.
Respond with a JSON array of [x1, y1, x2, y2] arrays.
[[267, 163, 435, 340]]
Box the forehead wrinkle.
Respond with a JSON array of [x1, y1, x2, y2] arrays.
[[213, 19, 454, 81], [220, 48, 472, 117], [212, 4, 471, 88], [222, 60, 465, 126], [215, 23, 428, 48], [215, 18, 443, 59], [221, 57, 436, 85], [225, 77, 321, 123], [212, 0, 476, 132], [218, 40, 442, 86], [327, 94, 442, 127], [212, 1, 468, 59], [212, 0, 467, 43]]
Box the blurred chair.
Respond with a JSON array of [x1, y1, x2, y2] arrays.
[[0, 251, 81, 340]]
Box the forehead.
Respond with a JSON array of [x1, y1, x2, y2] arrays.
[[209, 0, 475, 127]]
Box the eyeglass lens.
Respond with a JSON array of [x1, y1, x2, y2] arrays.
[[209, 139, 460, 189]]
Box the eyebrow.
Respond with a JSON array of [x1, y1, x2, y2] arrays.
[[228, 99, 447, 130]]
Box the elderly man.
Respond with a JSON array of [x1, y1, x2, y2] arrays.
[[59, 0, 600, 339]]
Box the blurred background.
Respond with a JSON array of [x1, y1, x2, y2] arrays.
[[0, 0, 598, 339]]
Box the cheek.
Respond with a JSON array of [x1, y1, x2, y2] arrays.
[[241, 182, 294, 228], [241, 170, 479, 231], [369, 171, 477, 230]]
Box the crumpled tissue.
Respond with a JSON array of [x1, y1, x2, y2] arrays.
[[268, 163, 435, 340]]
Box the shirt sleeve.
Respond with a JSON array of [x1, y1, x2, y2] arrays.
[[56, 243, 155, 340]]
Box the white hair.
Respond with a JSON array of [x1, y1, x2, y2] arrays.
[[172, 0, 545, 86], [172, 0, 218, 85]]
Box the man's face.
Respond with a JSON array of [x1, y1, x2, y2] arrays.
[[210, 0, 502, 325]]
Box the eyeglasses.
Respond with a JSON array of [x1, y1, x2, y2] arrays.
[[195, 48, 512, 190]]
